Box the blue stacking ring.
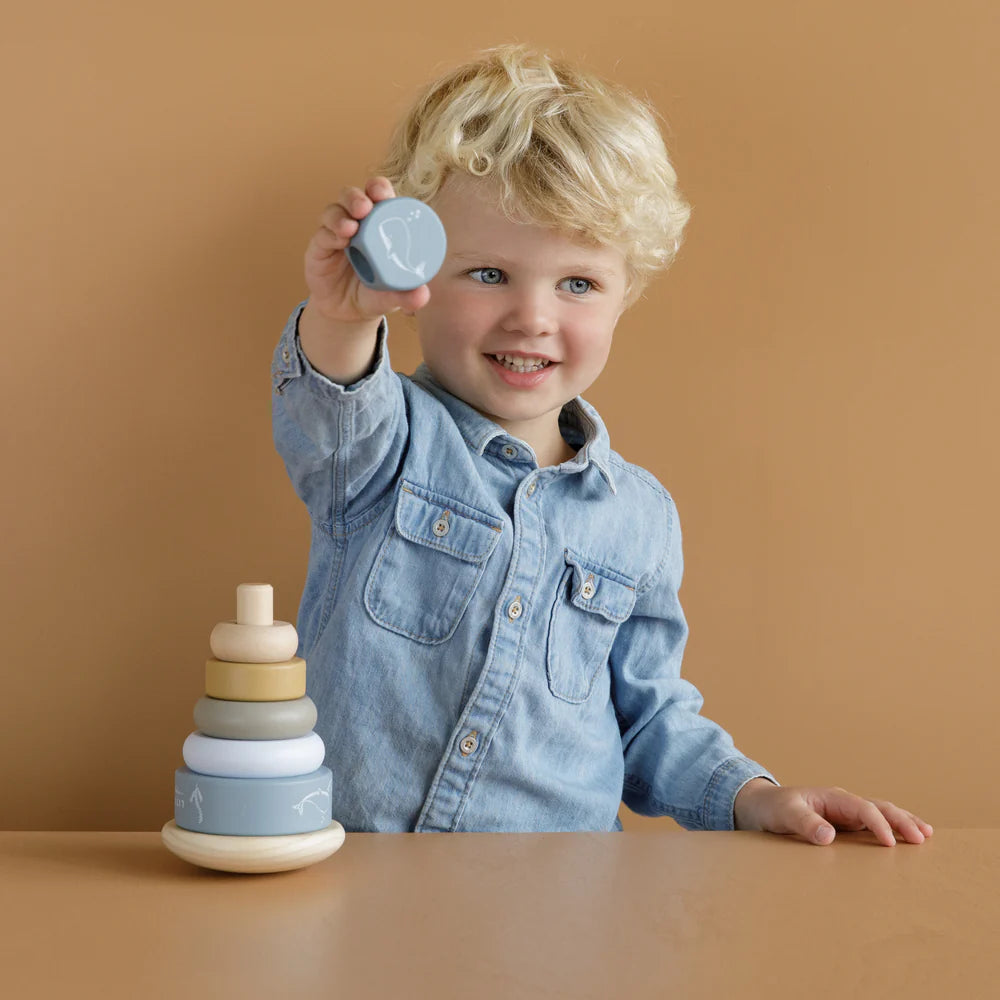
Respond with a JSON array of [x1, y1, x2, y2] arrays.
[[173, 766, 333, 836]]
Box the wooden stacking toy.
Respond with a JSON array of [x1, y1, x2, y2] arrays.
[[161, 583, 345, 873]]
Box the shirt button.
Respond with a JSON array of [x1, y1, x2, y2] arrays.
[[459, 732, 479, 756], [432, 514, 450, 537], [581, 575, 597, 600], [502, 445, 517, 459], [281, 348, 291, 363], [507, 597, 523, 621], [525, 480, 537, 497]]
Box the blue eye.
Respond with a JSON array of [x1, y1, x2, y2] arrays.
[[561, 277, 593, 295], [469, 268, 505, 285]]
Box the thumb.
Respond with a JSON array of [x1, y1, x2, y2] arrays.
[[805, 811, 836, 845], [386, 284, 431, 317], [782, 800, 836, 845], [813, 822, 836, 845]]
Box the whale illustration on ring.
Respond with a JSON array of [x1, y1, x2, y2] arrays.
[[292, 782, 332, 817], [378, 216, 427, 281], [189, 784, 204, 824]]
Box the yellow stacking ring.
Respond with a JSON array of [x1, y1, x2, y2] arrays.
[[204, 656, 306, 701]]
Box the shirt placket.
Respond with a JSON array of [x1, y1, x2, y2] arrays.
[[414, 457, 542, 832]]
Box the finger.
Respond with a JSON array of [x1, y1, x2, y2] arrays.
[[774, 799, 838, 846], [402, 284, 431, 312], [314, 180, 396, 253], [318, 199, 361, 228], [869, 800, 932, 845], [335, 185, 375, 222], [803, 787, 893, 846], [311, 207, 361, 252], [809, 787, 889, 834], [378, 284, 431, 316], [813, 820, 836, 845], [857, 799, 897, 847], [366, 175, 396, 202]]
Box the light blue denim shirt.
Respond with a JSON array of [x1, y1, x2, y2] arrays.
[[271, 300, 778, 832]]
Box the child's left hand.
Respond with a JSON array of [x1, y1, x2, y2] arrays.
[[733, 779, 934, 846]]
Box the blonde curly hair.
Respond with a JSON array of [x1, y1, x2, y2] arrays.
[[376, 44, 692, 306]]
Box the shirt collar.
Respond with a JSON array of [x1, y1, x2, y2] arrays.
[[409, 364, 617, 494]]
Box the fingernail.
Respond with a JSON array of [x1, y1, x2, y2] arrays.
[[816, 825, 834, 843]]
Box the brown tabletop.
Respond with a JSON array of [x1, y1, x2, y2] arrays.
[[1, 829, 996, 999]]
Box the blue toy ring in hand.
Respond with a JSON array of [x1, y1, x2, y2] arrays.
[[347, 197, 447, 291]]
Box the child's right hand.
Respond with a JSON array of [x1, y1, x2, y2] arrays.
[[304, 176, 432, 325]]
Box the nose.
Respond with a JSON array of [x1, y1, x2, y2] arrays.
[[500, 285, 556, 338]]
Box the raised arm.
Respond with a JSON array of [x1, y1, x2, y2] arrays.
[[299, 176, 430, 384], [270, 178, 433, 528]]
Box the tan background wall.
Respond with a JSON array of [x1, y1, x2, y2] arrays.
[[2, 1, 996, 832]]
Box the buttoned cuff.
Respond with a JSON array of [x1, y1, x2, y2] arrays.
[[702, 757, 780, 831], [270, 300, 391, 405]]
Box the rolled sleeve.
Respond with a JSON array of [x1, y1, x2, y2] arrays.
[[270, 300, 405, 527], [271, 300, 392, 403]]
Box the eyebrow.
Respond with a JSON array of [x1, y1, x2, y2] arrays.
[[449, 251, 620, 279]]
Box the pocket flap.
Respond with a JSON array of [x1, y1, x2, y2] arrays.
[[396, 482, 504, 563], [564, 551, 636, 623]]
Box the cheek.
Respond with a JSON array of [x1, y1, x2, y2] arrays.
[[424, 286, 486, 329], [416, 311, 475, 365], [566, 321, 615, 368]]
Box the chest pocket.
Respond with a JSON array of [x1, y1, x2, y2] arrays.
[[364, 481, 504, 644], [546, 550, 637, 703]]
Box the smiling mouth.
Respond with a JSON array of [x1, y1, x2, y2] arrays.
[[490, 353, 552, 373]]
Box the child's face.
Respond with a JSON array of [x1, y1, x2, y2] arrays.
[[416, 176, 628, 458]]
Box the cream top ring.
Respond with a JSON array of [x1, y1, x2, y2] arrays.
[[209, 620, 298, 663]]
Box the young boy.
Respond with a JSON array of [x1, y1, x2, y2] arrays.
[[271, 45, 933, 846]]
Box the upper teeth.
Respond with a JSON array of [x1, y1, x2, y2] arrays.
[[494, 354, 550, 372]]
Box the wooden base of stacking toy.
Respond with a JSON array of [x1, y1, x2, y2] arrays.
[[161, 819, 345, 873]]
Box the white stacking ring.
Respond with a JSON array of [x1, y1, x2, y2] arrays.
[[182, 730, 325, 778]]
